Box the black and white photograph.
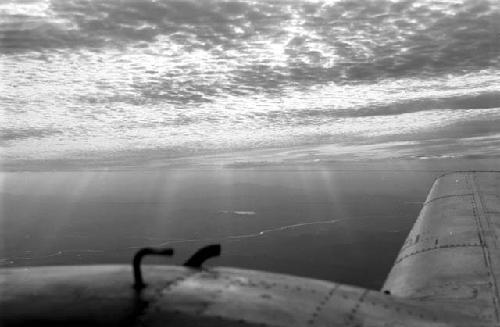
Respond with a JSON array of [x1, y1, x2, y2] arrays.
[[1, 0, 500, 325]]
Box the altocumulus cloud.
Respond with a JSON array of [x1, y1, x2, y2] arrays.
[[0, 127, 62, 142], [2, 0, 500, 167], [2, 0, 500, 90]]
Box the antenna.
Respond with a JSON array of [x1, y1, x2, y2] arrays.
[[132, 247, 174, 290], [183, 244, 221, 269]]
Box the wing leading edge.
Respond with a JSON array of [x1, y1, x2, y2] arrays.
[[383, 171, 500, 323]]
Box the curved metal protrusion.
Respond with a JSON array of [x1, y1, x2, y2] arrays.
[[183, 244, 221, 269], [133, 247, 174, 290]]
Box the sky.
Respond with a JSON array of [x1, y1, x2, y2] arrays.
[[1, 0, 500, 169]]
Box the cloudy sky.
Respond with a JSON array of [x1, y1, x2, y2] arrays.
[[1, 0, 500, 169]]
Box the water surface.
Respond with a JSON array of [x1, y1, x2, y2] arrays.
[[4, 160, 494, 289]]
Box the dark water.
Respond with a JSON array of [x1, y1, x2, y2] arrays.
[[3, 161, 494, 289]]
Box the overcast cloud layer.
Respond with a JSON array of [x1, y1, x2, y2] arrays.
[[2, 0, 500, 168]]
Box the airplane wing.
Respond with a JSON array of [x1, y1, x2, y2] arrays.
[[383, 171, 500, 323], [1, 171, 499, 326], [0, 265, 487, 326]]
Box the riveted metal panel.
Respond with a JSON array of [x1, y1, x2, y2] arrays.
[[1, 265, 493, 326], [383, 172, 500, 324]]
